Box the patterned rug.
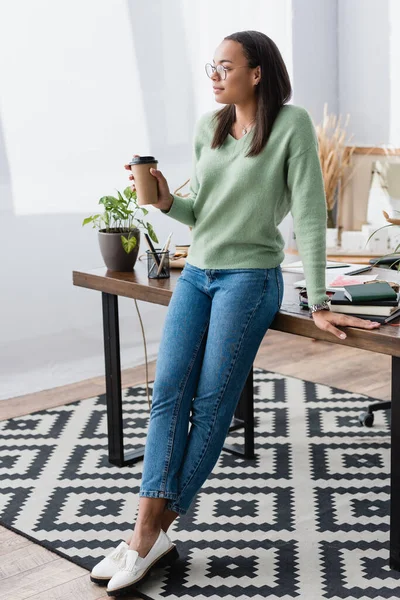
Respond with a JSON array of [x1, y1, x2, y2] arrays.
[[0, 367, 399, 599]]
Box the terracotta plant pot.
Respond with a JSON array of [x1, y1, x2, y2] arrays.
[[98, 228, 140, 271]]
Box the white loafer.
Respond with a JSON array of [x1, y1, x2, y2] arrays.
[[90, 540, 129, 585], [106, 529, 179, 596]]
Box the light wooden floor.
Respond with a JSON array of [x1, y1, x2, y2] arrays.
[[0, 330, 391, 599]]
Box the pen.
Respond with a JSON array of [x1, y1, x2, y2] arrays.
[[326, 264, 352, 269], [148, 232, 171, 277], [144, 233, 161, 266], [145, 234, 167, 277], [155, 232, 173, 277], [344, 266, 373, 276]]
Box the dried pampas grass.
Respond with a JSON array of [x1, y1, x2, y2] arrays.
[[173, 178, 193, 231], [173, 178, 191, 198], [315, 103, 356, 227], [314, 104, 398, 231]]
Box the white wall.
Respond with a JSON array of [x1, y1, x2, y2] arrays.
[[337, 0, 400, 147], [0, 0, 293, 400], [337, 0, 391, 146], [291, 0, 338, 121], [292, 0, 399, 146], [389, 0, 400, 145]]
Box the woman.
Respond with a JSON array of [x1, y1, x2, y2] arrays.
[[92, 30, 381, 596]]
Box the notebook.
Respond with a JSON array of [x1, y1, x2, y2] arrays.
[[343, 281, 398, 302]]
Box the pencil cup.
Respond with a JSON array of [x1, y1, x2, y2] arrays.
[[146, 249, 170, 279]]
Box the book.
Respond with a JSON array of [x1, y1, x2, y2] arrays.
[[299, 301, 400, 323], [330, 290, 400, 316], [330, 290, 399, 306], [343, 307, 400, 324], [331, 303, 399, 316], [343, 281, 398, 302]]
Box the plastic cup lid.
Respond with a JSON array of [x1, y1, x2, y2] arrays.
[[129, 156, 158, 165]]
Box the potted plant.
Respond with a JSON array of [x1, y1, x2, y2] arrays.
[[82, 185, 159, 271], [367, 210, 400, 271]]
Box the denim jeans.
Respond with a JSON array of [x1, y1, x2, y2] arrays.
[[139, 261, 284, 515]]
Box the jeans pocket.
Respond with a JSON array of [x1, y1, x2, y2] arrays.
[[179, 262, 189, 278]]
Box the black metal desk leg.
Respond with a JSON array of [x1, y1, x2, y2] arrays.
[[102, 293, 147, 467], [223, 366, 256, 459], [390, 355, 400, 570], [102, 293, 124, 466]]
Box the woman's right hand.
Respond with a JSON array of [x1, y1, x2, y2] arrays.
[[124, 155, 174, 211]]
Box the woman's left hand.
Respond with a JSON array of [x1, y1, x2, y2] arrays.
[[311, 310, 381, 340]]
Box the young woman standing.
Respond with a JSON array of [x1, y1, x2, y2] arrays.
[[92, 30, 381, 596]]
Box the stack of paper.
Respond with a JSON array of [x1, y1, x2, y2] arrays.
[[293, 272, 379, 292], [281, 260, 352, 274]]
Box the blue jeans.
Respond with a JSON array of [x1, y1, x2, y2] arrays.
[[139, 261, 284, 515]]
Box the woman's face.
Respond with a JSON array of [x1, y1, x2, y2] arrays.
[[210, 40, 260, 105]]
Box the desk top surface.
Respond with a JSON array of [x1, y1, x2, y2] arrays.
[[73, 258, 400, 357]]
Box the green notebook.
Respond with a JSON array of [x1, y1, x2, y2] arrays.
[[343, 281, 398, 302]]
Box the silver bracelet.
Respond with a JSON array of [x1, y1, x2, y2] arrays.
[[309, 299, 331, 317]]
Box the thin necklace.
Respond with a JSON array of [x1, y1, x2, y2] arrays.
[[239, 118, 256, 135]]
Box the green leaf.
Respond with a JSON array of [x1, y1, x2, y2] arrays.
[[116, 190, 127, 206], [365, 223, 394, 246], [82, 216, 94, 226], [124, 186, 133, 200], [146, 222, 159, 244], [121, 234, 137, 254], [99, 195, 119, 206], [113, 208, 126, 220], [124, 185, 137, 203]]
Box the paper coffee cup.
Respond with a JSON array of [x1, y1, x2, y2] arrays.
[[129, 156, 158, 206]]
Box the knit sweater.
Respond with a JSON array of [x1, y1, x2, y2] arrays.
[[161, 104, 329, 306]]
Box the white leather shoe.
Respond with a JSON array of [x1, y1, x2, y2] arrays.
[[106, 529, 179, 596], [90, 541, 129, 585]]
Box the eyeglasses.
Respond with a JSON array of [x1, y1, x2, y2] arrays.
[[205, 62, 250, 80]]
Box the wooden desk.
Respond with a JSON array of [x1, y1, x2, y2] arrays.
[[73, 260, 400, 570]]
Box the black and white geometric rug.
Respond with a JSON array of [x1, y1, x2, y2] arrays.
[[1, 367, 399, 599]]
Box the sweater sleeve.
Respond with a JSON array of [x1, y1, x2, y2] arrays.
[[287, 142, 330, 306], [160, 116, 204, 227]]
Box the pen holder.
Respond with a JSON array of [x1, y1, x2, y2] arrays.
[[146, 249, 170, 279]]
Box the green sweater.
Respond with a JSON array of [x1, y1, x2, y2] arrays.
[[161, 104, 329, 305]]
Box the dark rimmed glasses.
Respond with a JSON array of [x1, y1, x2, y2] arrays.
[[205, 62, 250, 80]]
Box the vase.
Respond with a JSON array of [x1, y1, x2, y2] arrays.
[[326, 227, 339, 248], [98, 228, 140, 271], [327, 208, 336, 229]]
